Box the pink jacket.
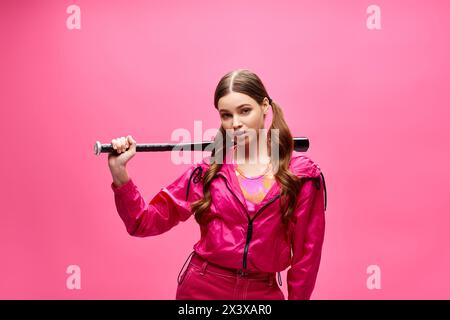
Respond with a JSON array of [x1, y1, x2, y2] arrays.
[[111, 152, 327, 300]]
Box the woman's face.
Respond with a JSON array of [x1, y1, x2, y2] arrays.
[[217, 92, 270, 147]]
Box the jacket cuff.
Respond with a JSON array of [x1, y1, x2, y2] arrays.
[[111, 178, 135, 195]]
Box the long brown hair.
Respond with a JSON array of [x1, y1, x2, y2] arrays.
[[191, 69, 304, 225]]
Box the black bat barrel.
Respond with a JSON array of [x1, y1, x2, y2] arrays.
[[94, 137, 309, 155]]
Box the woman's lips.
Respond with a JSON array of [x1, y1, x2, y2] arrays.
[[233, 131, 246, 137], [233, 131, 248, 145]]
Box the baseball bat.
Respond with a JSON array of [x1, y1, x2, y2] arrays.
[[94, 137, 309, 155]]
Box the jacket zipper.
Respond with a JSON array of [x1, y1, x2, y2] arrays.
[[242, 196, 280, 269], [218, 174, 281, 271]]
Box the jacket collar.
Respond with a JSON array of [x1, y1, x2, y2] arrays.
[[197, 152, 326, 213]]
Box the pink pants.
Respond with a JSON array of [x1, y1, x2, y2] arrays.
[[175, 252, 285, 300]]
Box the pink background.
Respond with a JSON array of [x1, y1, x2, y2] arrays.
[[1, 0, 449, 299]]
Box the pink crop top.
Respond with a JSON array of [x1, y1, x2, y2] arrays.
[[234, 165, 276, 213]]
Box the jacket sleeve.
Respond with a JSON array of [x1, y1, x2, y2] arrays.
[[287, 172, 326, 300], [110, 164, 204, 237]]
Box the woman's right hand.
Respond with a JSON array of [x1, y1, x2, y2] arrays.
[[108, 135, 137, 169]]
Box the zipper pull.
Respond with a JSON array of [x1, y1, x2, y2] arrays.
[[242, 220, 254, 270], [247, 221, 253, 241]]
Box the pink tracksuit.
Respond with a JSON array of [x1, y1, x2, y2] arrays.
[[111, 152, 327, 300]]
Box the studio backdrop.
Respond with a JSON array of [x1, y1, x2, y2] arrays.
[[1, 0, 449, 299]]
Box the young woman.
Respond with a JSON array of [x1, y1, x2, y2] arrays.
[[108, 69, 327, 300]]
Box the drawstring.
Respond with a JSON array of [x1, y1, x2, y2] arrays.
[[320, 171, 327, 212], [310, 172, 327, 212], [178, 166, 202, 285], [277, 272, 282, 287], [177, 251, 195, 285], [185, 166, 203, 201]]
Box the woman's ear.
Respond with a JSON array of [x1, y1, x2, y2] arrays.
[[264, 97, 271, 113]]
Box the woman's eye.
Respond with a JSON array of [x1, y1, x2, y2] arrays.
[[221, 109, 250, 119]]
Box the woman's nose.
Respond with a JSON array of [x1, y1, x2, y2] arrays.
[[232, 115, 242, 128]]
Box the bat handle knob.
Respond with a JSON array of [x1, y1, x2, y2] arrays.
[[94, 141, 102, 156]]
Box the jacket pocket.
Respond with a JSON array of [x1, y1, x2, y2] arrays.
[[276, 222, 295, 264]]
